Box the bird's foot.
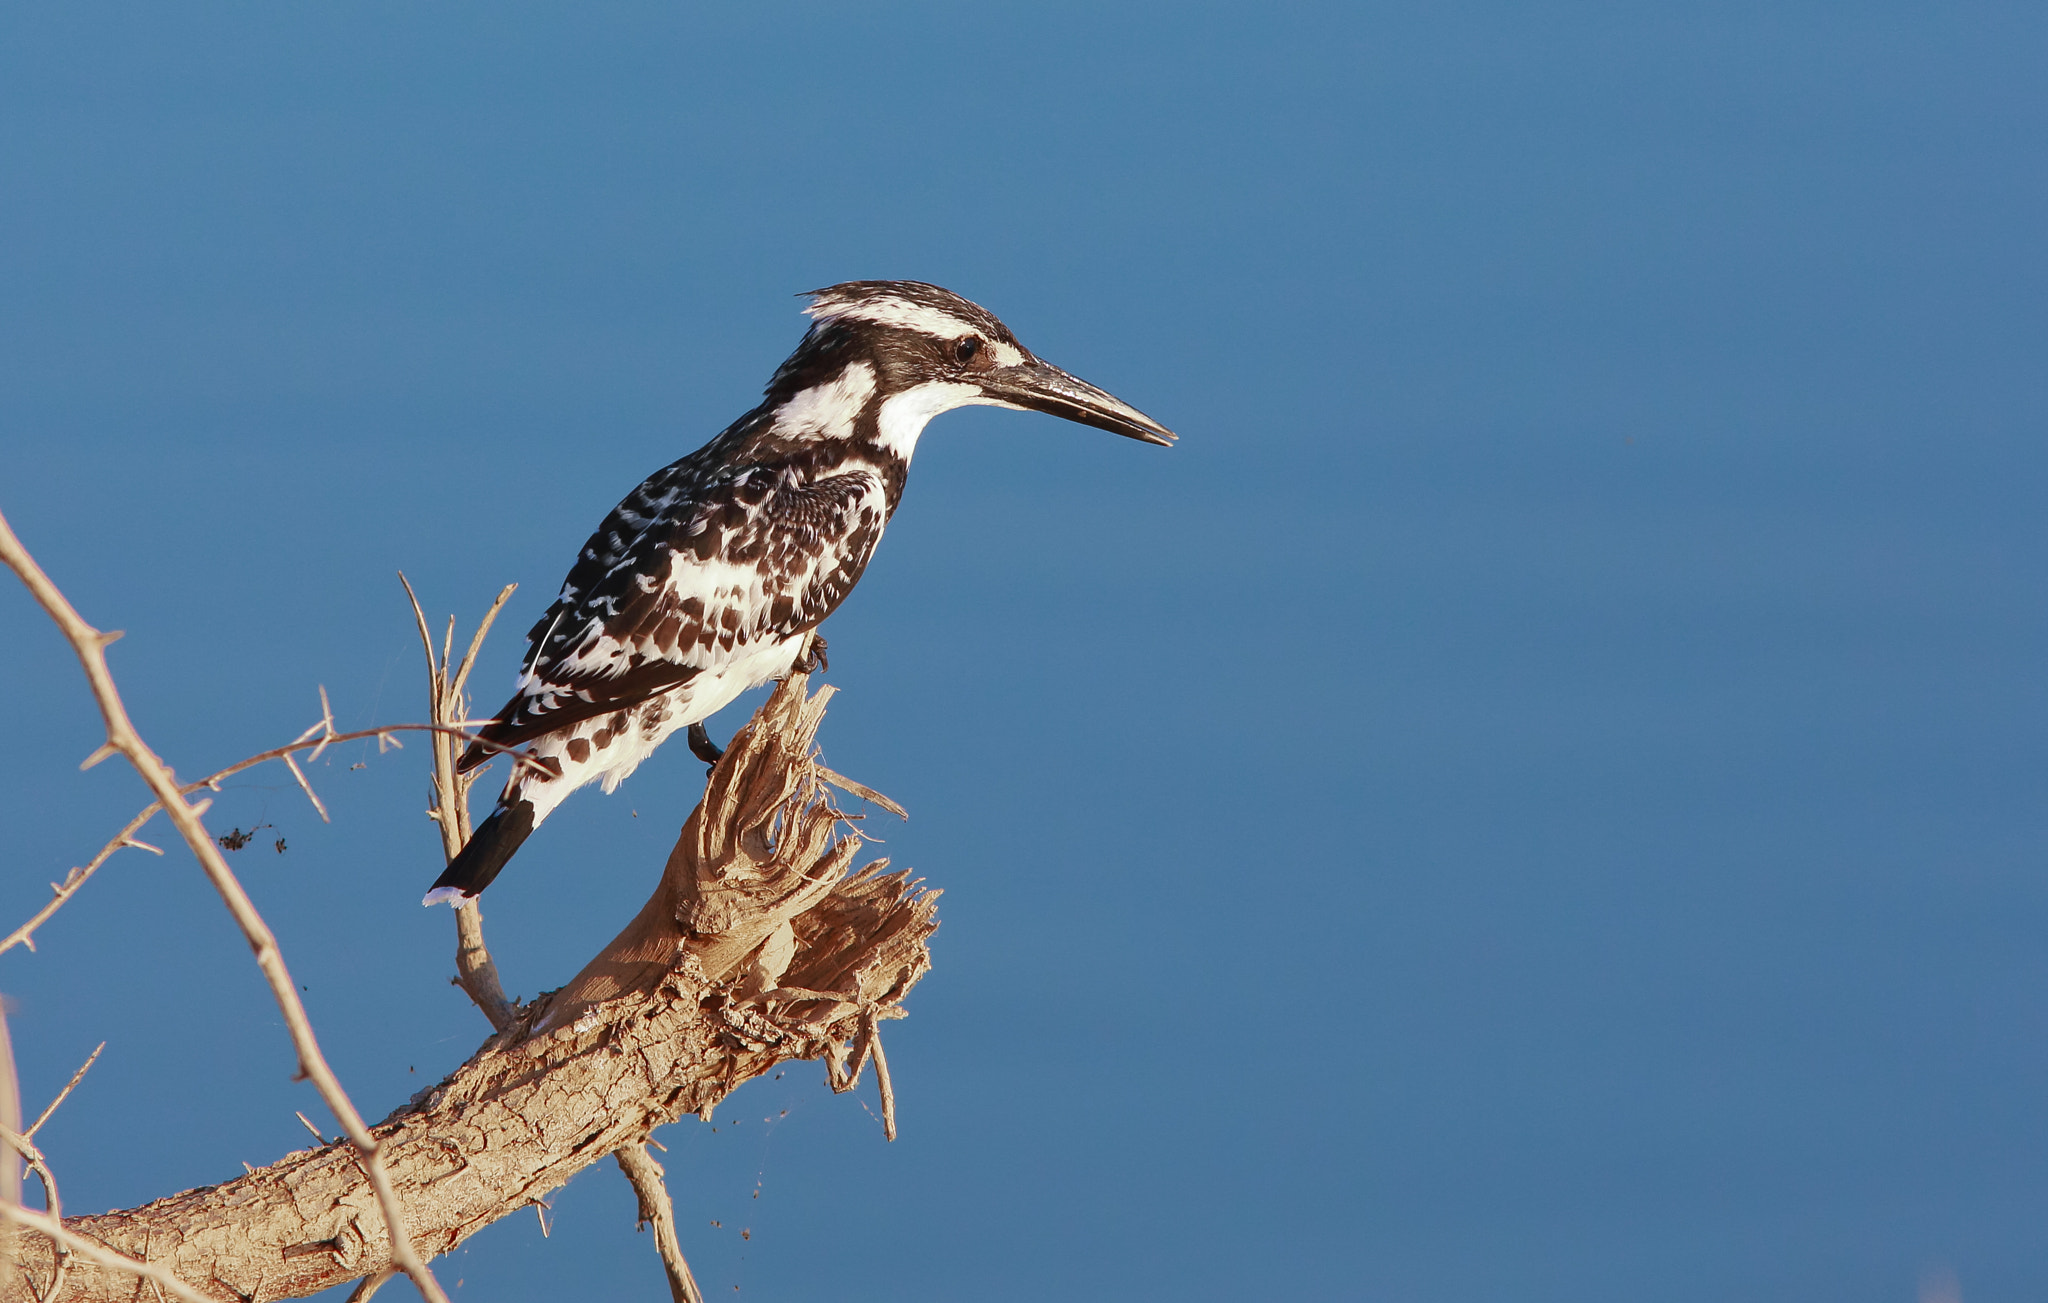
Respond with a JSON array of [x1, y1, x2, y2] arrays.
[[792, 634, 829, 675], [687, 721, 725, 769]]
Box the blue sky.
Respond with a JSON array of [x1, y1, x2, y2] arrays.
[[3, 3, 2045, 1300]]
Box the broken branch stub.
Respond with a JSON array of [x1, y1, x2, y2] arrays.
[[5, 672, 936, 1303], [543, 675, 896, 1029]]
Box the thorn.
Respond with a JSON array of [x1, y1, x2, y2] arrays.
[[283, 752, 329, 822], [96, 629, 124, 647], [79, 742, 118, 770]]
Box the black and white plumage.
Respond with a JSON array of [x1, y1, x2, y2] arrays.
[[425, 280, 1175, 904]]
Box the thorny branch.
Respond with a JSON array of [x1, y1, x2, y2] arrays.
[[0, 1041, 105, 1303], [400, 575, 518, 1033], [0, 716, 540, 961], [3, 668, 930, 1301], [0, 508, 453, 1303], [1, 521, 929, 1301], [2, 1130, 66, 1303], [0, 1008, 18, 1283], [614, 1145, 706, 1303], [25, 1043, 102, 1144]]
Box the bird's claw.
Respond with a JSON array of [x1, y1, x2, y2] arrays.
[[687, 721, 724, 770], [792, 634, 829, 676]]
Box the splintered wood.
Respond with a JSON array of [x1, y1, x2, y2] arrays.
[[6, 673, 936, 1303]]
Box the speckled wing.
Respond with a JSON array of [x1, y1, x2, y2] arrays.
[[458, 456, 889, 770]]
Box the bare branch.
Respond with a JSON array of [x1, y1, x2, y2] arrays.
[[403, 578, 519, 1029], [0, 804, 156, 956], [813, 764, 909, 821], [449, 585, 515, 706], [344, 1267, 397, 1303], [1, 1130, 68, 1303], [0, 1007, 20, 1288], [613, 1144, 705, 1303], [451, 901, 513, 1033], [280, 753, 329, 824], [3, 720, 533, 958], [396, 574, 441, 701], [3, 673, 937, 1301], [24, 1041, 102, 1140], [308, 686, 338, 763], [867, 1011, 899, 1142], [0, 1206, 213, 1303], [0, 509, 451, 1303]]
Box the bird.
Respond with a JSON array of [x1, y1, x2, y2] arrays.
[[424, 280, 1176, 905]]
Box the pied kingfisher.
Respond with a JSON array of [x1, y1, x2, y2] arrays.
[[425, 281, 1176, 904]]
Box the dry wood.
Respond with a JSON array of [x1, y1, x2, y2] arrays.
[[0, 1010, 20, 1292], [0, 510, 452, 1303], [0, 718, 526, 961], [3, 671, 935, 1301], [614, 1145, 705, 1303], [400, 576, 519, 1033]]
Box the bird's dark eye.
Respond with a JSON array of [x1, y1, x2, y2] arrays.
[[954, 337, 982, 364]]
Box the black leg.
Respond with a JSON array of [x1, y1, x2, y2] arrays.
[[792, 633, 829, 675], [687, 721, 724, 767]]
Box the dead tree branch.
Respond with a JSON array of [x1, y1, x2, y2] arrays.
[[0, 1008, 19, 1291], [0, 509, 452, 1303], [3, 669, 934, 1301], [1, 718, 528, 961], [399, 575, 519, 1032], [0, 1205, 215, 1303], [25, 1042, 103, 1143], [613, 1145, 705, 1303]]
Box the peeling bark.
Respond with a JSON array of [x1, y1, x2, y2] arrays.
[[5, 673, 934, 1302]]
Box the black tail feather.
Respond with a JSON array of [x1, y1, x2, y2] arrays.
[[424, 799, 536, 903]]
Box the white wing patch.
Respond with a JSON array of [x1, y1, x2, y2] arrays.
[[774, 361, 877, 438]]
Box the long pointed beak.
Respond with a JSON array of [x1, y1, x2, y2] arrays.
[[981, 358, 1177, 447]]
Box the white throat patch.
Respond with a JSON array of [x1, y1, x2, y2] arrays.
[[874, 381, 988, 459]]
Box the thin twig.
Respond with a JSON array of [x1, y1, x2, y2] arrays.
[[2, 1128, 70, 1302], [614, 1144, 706, 1303], [0, 509, 452, 1303], [403, 575, 518, 1030], [280, 752, 330, 823], [814, 765, 909, 821], [345, 1265, 399, 1302], [0, 1006, 19, 1283], [2, 718, 537, 958], [0, 1204, 215, 1303], [450, 585, 516, 707], [867, 1010, 899, 1142], [25, 1040, 104, 1139]]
